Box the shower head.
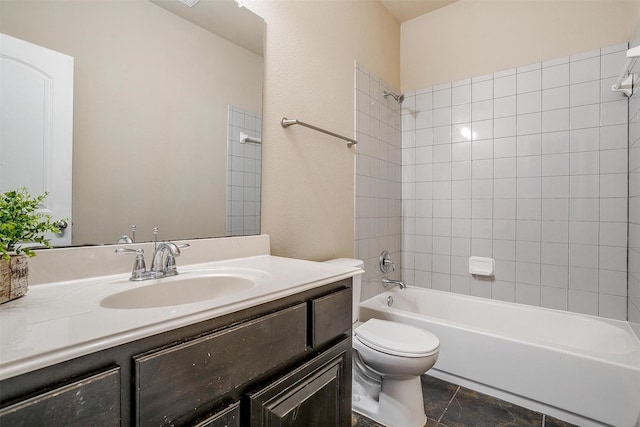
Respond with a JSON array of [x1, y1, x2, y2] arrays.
[[383, 90, 404, 104]]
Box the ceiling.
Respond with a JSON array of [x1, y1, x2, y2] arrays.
[[380, 0, 459, 23]]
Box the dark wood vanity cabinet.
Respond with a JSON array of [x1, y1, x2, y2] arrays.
[[0, 279, 353, 427]]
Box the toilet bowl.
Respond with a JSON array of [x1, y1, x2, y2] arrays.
[[324, 258, 440, 427]]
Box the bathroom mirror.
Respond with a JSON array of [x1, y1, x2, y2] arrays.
[[0, 0, 264, 245]]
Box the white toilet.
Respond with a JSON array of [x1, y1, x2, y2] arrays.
[[324, 258, 440, 427]]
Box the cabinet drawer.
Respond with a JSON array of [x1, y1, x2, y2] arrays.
[[310, 287, 352, 347], [0, 367, 120, 426], [135, 303, 307, 426]]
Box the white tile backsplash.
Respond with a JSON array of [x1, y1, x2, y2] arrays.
[[400, 43, 629, 321]]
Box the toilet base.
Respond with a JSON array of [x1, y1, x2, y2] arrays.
[[353, 368, 427, 427]]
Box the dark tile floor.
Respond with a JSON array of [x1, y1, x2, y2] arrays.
[[352, 375, 579, 427]]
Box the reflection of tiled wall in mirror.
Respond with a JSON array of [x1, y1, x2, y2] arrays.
[[227, 105, 262, 236]]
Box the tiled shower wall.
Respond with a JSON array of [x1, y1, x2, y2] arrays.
[[401, 43, 629, 320], [226, 106, 262, 236], [354, 64, 402, 301], [628, 48, 640, 333]]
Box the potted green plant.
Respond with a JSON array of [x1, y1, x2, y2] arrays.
[[0, 188, 62, 303]]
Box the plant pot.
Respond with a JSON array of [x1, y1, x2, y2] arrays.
[[0, 254, 29, 304]]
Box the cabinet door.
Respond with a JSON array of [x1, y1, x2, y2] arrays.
[[0, 367, 120, 426], [248, 337, 351, 427]]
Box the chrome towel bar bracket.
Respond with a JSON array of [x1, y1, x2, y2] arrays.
[[281, 117, 357, 148]]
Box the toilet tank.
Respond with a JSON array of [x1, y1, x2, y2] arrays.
[[323, 258, 364, 323]]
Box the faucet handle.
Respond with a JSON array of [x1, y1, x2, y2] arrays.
[[380, 250, 396, 273], [116, 248, 147, 281]]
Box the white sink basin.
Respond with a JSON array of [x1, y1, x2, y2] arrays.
[[101, 274, 256, 309]]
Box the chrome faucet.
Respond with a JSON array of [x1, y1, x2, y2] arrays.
[[116, 240, 189, 281], [150, 241, 181, 277], [382, 277, 406, 290]]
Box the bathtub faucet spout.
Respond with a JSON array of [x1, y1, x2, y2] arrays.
[[382, 276, 406, 290]]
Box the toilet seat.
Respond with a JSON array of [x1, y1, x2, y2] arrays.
[[355, 319, 439, 358]]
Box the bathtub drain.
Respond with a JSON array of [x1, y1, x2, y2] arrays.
[[387, 296, 393, 307]]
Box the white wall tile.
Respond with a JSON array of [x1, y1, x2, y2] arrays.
[[452, 104, 471, 124], [542, 86, 570, 110], [570, 81, 600, 107], [541, 243, 569, 269], [493, 219, 517, 240], [452, 84, 471, 106], [517, 177, 542, 199], [493, 281, 516, 302], [542, 199, 569, 220], [516, 282, 541, 304], [570, 127, 599, 152], [542, 221, 569, 244], [472, 100, 493, 121], [541, 153, 569, 176], [494, 239, 516, 260], [433, 107, 452, 126], [494, 116, 517, 138], [518, 91, 542, 114], [570, 57, 600, 84], [542, 176, 569, 198], [517, 221, 541, 242], [568, 290, 598, 316], [433, 88, 451, 108], [541, 264, 569, 287], [569, 221, 599, 245], [600, 50, 627, 79], [542, 63, 569, 89], [472, 79, 493, 101], [569, 267, 598, 292], [600, 124, 627, 150], [568, 243, 599, 268], [517, 112, 542, 135], [494, 158, 517, 179], [541, 286, 568, 310], [570, 174, 599, 198], [400, 44, 628, 321], [542, 109, 570, 133], [472, 119, 493, 140], [494, 75, 516, 98], [570, 104, 600, 130], [600, 174, 627, 198], [517, 70, 542, 93], [494, 178, 517, 198], [570, 151, 599, 175], [600, 100, 628, 127], [517, 134, 542, 156], [598, 294, 627, 320], [542, 131, 570, 154]]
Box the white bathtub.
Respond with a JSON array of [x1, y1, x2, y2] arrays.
[[358, 287, 640, 427]]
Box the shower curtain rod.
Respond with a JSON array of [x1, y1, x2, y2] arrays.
[[611, 45, 640, 97], [281, 117, 357, 148]]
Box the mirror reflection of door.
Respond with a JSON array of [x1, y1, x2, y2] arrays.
[[0, 33, 73, 246]]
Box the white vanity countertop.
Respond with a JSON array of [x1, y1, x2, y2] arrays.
[[0, 255, 362, 381]]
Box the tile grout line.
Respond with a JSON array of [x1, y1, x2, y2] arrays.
[[436, 384, 461, 424]]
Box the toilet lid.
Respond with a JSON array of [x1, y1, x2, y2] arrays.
[[355, 319, 439, 357]]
